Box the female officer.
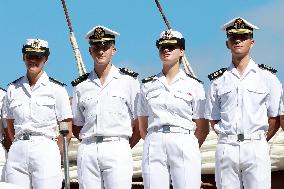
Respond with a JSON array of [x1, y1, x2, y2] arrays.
[[3, 39, 72, 189], [137, 30, 209, 189]]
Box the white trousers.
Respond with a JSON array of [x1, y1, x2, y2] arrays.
[[77, 138, 133, 189], [0, 143, 7, 181], [0, 182, 25, 189], [215, 139, 271, 189], [142, 132, 201, 189], [6, 136, 62, 189]]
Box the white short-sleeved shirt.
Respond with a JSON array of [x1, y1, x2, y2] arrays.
[[3, 72, 73, 138], [205, 59, 282, 135], [72, 65, 140, 139], [280, 90, 284, 115], [0, 89, 6, 140], [137, 69, 206, 130]]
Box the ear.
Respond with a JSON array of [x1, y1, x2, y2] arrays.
[[44, 56, 48, 64], [89, 47, 92, 55], [226, 40, 229, 49], [250, 39, 255, 48], [111, 46, 117, 56], [180, 49, 185, 57]]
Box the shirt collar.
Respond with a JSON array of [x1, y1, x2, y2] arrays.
[[156, 69, 186, 81], [228, 58, 257, 75], [89, 64, 120, 81], [23, 71, 49, 86]]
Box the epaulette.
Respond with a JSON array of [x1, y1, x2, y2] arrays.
[[258, 64, 277, 74], [8, 76, 24, 85], [185, 73, 203, 84], [208, 68, 227, 81], [71, 73, 90, 87], [119, 68, 139, 78], [0, 87, 6, 92], [142, 75, 156, 83], [49, 77, 66, 86]]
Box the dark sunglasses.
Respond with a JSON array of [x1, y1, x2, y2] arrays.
[[25, 54, 45, 60], [228, 34, 252, 41], [91, 42, 113, 51], [159, 44, 180, 52]]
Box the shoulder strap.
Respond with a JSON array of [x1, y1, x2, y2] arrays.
[[258, 64, 277, 74], [71, 73, 90, 87], [142, 75, 156, 83], [119, 67, 139, 78], [185, 73, 203, 84], [208, 68, 227, 81], [8, 76, 24, 86], [49, 77, 66, 86], [0, 87, 6, 92]]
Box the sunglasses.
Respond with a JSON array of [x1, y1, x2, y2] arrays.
[[159, 44, 180, 52], [228, 34, 252, 41], [91, 42, 113, 51], [25, 54, 45, 60]]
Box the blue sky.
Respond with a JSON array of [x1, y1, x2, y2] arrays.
[[1, 0, 283, 95]]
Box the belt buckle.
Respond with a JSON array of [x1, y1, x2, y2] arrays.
[[96, 136, 104, 143], [237, 134, 244, 142], [162, 125, 171, 133], [23, 133, 30, 140]]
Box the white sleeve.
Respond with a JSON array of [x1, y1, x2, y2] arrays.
[[192, 82, 206, 119], [265, 73, 282, 117], [137, 86, 148, 117], [205, 82, 221, 120], [280, 89, 284, 115], [129, 79, 140, 119], [54, 85, 73, 121], [0, 91, 6, 129], [72, 88, 85, 126], [2, 88, 13, 119]]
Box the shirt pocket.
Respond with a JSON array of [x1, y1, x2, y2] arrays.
[[81, 96, 98, 118], [172, 92, 193, 114], [174, 92, 193, 102], [9, 100, 25, 120], [246, 85, 268, 107], [145, 90, 161, 101], [217, 86, 235, 110], [145, 90, 164, 111], [105, 91, 128, 116], [34, 97, 56, 122]]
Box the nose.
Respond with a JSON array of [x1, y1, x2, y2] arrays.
[[235, 38, 241, 44]]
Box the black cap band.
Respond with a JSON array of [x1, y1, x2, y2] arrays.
[[22, 45, 50, 56], [156, 37, 185, 50]]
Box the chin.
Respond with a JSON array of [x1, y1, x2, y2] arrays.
[[96, 62, 109, 66]]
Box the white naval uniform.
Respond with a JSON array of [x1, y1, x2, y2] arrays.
[[72, 65, 140, 189], [0, 89, 7, 181], [3, 72, 72, 189], [137, 70, 206, 189], [205, 59, 282, 189], [280, 90, 284, 116]]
